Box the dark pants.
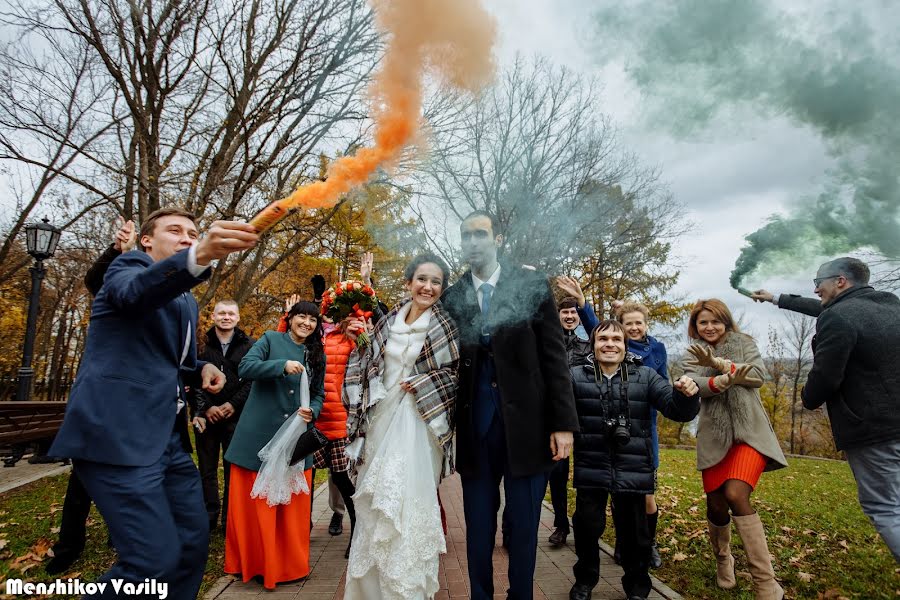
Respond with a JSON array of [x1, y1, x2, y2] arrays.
[[75, 431, 209, 600], [573, 489, 651, 598], [313, 468, 356, 529], [462, 416, 548, 600], [52, 470, 93, 559], [548, 457, 570, 532], [195, 420, 235, 526]]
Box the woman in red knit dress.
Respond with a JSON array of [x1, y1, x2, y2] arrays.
[[681, 299, 787, 600]]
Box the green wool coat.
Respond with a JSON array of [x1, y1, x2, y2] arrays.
[[225, 331, 325, 472]]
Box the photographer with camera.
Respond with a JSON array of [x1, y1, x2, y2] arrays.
[[569, 320, 700, 600]]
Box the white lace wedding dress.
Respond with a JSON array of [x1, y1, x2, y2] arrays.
[[344, 304, 445, 600]]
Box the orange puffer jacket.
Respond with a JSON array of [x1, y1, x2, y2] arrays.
[[319, 328, 354, 440]]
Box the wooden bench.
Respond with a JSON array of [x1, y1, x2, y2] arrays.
[[0, 401, 68, 467]]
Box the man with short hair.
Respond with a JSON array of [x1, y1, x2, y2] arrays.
[[47, 217, 136, 575], [192, 299, 254, 532], [569, 320, 700, 600], [442, 210, 579, 600], [545, 294, 596, 548], [50, 208, 258, 598], [801, 257, 900, 561]]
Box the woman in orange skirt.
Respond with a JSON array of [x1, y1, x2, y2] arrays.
[[682, 299, 787, 600], [223, 301, 326, 589]]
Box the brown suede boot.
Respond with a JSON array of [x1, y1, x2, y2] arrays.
[[733, 513, 784, 600], [707, 519, 736, 589]]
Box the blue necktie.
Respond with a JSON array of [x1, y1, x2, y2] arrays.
[[480, 283, 494, 314], [480, 283, 493, 343]]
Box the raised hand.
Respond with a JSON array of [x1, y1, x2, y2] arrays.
[[360, 251, 374, 287], [730, 363, 763, 387], [556, 275, 586, 308], [686, 344, 731, 373], [114, 218, 136, 252], [284, 293, 302, 313]]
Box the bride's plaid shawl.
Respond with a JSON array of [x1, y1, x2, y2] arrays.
[[343, 298, 460, 476]]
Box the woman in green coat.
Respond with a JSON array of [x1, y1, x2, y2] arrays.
[[224, 301, 325, 589]]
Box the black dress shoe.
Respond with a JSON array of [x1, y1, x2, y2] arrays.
[[329, 512, 343, 536], [569, 582, 593, 600], [548, 527, 568, 547], [46, 551, 80, 575], [649, 544, 662, 569]]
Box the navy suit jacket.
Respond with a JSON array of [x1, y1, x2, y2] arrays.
[[51, 249, 210, 467]]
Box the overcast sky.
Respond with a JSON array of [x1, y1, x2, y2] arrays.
[[480, 0, 895, 350]]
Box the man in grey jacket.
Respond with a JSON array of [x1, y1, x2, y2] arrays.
[[800, 257, 900, 561]]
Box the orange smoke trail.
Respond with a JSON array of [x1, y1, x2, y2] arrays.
[[250, 0, 496, 231]]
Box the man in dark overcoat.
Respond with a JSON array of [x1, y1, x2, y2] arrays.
[[442, 210, 579, 600], [801, 256, 900, 561]]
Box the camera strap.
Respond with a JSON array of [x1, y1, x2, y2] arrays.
[[617, 361, 632, 423]]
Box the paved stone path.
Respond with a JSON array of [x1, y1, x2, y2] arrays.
[[206, 474, 682, 600], [0, 457, 70, 494]]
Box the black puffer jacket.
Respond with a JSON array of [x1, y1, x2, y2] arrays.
[[571, 360, 700, 494]]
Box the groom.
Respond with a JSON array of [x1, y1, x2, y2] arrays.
[[443, 210, 579, 599]]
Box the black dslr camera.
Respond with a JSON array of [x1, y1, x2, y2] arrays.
[[605, 415, 631, 447], [597, 360, 632, 447]]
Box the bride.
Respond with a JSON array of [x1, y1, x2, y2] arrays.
[[342, 253, 460, 600]]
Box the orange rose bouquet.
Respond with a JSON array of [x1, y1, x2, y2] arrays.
[[320, 280, 378, 348]]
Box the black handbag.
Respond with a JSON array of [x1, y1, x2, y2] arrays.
[[290, 426, 329, 466]]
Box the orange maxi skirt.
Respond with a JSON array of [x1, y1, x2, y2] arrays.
[[224, 464, 313, 589], [702, 443, 767, 493]]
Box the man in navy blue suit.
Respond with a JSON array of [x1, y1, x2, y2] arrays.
[[51, 207, 258, 599], [442, 211, 579, 600]]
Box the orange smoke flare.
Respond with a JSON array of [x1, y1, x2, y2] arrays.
[[250, 0, 496, 232]]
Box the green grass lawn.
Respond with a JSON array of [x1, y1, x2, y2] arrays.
[[550, 448, 899, 599], [0, 465, 330, 599]]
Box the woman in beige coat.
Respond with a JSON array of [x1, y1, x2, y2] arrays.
[[681, 299, 787, 600]]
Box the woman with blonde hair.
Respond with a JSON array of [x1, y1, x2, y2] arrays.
[[681, 299, 787, 600]]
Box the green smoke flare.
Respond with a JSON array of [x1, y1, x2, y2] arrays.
[[592, 0, 900, 287]]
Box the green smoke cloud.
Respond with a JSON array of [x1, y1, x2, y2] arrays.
[[592, 0, 900, 286]]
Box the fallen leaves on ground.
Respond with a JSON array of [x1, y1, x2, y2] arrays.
[[8, 537, 53, 575]]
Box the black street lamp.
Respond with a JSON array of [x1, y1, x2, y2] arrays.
[[16, 217, 61, 402]]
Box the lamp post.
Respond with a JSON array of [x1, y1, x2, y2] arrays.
[[16, 218, 61, 402]]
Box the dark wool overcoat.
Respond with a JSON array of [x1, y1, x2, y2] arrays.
[[442, 264, 579, 478], [802, 285, 900, 450]]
